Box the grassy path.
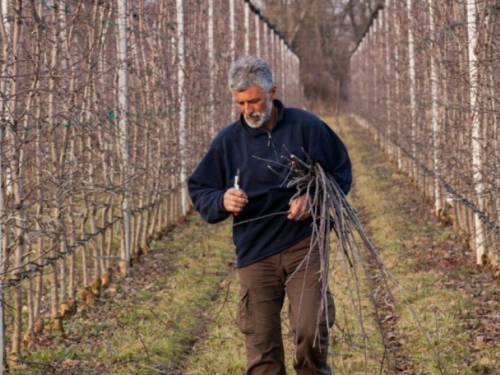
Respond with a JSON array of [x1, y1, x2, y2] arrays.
[[15, 116, 499, 374]]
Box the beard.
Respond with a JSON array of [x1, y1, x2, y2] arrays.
[[244, 98, 273, 129]]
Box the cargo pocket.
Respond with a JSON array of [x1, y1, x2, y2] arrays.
[[236, 287, 255, 334]]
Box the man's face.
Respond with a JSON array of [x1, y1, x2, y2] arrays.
[[232, 85, 276, 129]]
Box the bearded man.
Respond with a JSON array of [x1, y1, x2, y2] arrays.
[[188, 56, 352, 375]]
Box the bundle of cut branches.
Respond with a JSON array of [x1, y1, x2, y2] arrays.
[[277, 150, 434, 373]]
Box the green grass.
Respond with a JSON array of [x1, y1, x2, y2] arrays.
[[182, 275, 248, 374]]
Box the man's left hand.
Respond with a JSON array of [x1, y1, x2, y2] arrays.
[[287, 194, 311, 221]]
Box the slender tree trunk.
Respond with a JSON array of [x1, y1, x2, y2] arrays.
[[244, 2, 250, 55], [176, 0, 188, 216], [81, 204, 90, 288], [428, 0, 441, 214], [33, 87, 44, 322], [0, 0, 8, 356], [117, 0, 131, 271], [406, 0, 417, 179], [382, 8, 391, 156], [229, 0, 236, 120], [9, 0, 25, 357], [208, 0, 215, 139], [56, 0, 79, 305], [255, 10, 261, 57], [96, 2, 113, 271], [21, 11, 43, 334], [466, 0, 485, 264]]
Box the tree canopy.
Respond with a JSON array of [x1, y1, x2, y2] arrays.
[[260, 0, 380, 112]]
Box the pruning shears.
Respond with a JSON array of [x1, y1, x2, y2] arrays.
[[234, 169, 241, 216]]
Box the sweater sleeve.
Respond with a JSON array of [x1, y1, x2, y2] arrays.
[[188, 147, 232, 224], [310, 121, 352, 195]]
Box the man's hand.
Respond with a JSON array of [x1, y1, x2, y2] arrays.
[[224, 188, 248, 215], [287, 194, 311, 221]]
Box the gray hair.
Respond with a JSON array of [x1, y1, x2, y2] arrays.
[[228, 56, 274, 92]]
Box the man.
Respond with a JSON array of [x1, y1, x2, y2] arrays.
[[188, 56, 351, 375]]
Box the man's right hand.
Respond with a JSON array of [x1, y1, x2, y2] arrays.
[[223, 188, 248, 214]]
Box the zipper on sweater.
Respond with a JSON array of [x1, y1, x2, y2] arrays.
[[267, 131, 279, 161]]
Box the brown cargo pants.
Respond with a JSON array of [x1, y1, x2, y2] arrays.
[[236, 236, 335, 375]]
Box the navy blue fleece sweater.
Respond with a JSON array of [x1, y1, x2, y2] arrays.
[[188, 100, 352, 268]]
